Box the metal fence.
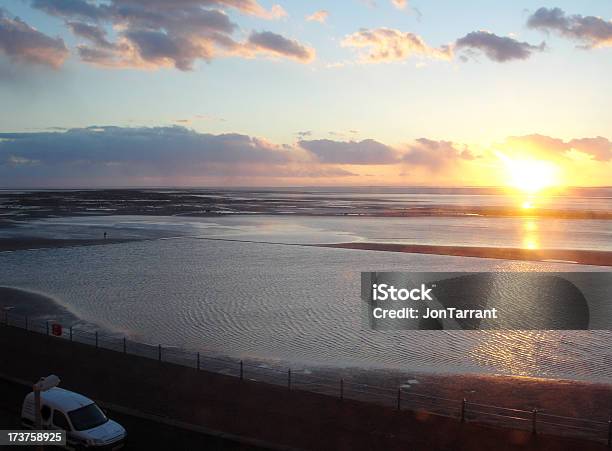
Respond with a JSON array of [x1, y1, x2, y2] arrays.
[[2, 311, 611, 445]]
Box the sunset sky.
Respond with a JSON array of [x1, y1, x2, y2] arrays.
[[0, 0, 611, 187]]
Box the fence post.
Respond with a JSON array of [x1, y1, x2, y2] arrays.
[[461, 398, 467, 423], [288, 369, 292, 391], [532, 409, 537, 435], [340, 379, 344, 401], [123, 337, 126, 353], [158, 344, 162, 362], [69, 327, 73, 341], [95, 331, 98, 348], [46, 321, 49, 336], [197, 352, 200, 370], [397, 388, 401, 411], [607, 418, 611, 447], [240, 360, 243, 381]]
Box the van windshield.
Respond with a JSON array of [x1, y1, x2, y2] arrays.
[[67, 403, 108, 431]]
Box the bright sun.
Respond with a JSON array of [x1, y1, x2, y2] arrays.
[[496, 151, 560, 194]]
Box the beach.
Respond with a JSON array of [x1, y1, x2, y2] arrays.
[[323, 242, 612, 266]]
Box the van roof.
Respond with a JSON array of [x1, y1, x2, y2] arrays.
[[26, 387, 94, 412]]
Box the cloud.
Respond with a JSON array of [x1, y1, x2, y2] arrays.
[[527, 7, 612, 49], [30, 0, 306, 70], [455, 31, 545, 62], [391, 0, 407, 10], [32, 0, 284, 21], [306, 10, 328, 23], [300, 139, 399, 164], [402, 139, 475, 170], [568, 137, 612, 161], [341, 27, 452, 63], [0, 8, 69, 68], [0, 126, 360, 186], [295, 130, 312, 139], [31, 0, 110, 21], [247, 31, 315, 63], [500, 134, 612, 162], [1, 128, 609, 187], [66, 21, 113, 48], [0, 126, 291, 165]]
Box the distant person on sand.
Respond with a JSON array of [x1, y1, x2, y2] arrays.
[[104, 232, 107, 240]]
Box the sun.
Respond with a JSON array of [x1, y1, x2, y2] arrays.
[[496, 151, 560, 194]]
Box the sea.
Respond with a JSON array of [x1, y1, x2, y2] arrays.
[[1, 187, 611, 382]]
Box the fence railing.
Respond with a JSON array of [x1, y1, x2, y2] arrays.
[[2, 310, 611, 445]]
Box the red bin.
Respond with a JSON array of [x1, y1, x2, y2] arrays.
[[51, 323, 62, 336]]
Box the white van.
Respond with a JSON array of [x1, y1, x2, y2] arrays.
[[21, 387, 126, 449]]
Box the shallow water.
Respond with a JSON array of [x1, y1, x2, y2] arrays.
[[1, 228, 611, 383], [3, 214, 612, 251]]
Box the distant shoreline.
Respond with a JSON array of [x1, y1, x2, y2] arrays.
[[322, 242, 612, 267], [1, 188, 611, 225]]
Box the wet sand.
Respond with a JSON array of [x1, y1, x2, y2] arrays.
[[0, 237, 138, 252], [0, 287, 81, 326], [322, 242, 612, 267], [2, 189, 611, 223]]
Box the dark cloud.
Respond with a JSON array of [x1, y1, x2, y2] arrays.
[[0, 126, 357, 186], [112, 0, 287, 19], [31, 0, 110, 21], [455, 31, 545, 62], [247, 31, 315, 63], [402, 139, 474, 170], [30, 0, 305, 70], [66, 21, 113, 48], [300, 139, 398, 164], [0, 8, 69, 68], [527, 7, 612, 49], [0, 126, 290, 166]]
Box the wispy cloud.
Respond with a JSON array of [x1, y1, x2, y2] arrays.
[[341, 27, 452, 63], [306, 10, 329, 23], [390, 0, 408, 10]]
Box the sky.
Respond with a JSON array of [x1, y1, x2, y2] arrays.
[[0, 0, 611, 188]]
